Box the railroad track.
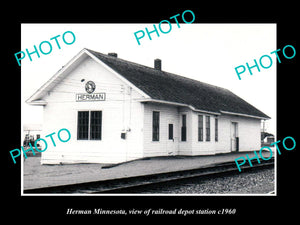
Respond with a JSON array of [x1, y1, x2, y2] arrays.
[[24, 158, 274, 194]]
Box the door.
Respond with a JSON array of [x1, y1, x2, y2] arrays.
[[167, 123, 176, 155], [231, 122, 239, 152]]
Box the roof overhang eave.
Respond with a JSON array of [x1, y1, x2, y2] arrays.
[[220, 110, 270, 120], [137, 98, 221, 116], [26, 100, 47, 106]]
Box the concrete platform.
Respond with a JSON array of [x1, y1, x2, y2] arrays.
[[23, 151, 275, 191]]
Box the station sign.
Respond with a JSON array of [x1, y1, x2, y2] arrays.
[[76, 80, 106, 101], [76, 93, 106, 102]]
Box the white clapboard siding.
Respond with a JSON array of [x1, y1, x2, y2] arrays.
[[41, 56, 144, 164], [34, 50, 263, 165]]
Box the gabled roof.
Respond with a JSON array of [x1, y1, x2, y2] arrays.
[[87, 49, 270, 119], [27, 48, 270, 120]]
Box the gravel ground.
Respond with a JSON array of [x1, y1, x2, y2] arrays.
[[24, 151, 273, 190], [140, 167, 275, 194]]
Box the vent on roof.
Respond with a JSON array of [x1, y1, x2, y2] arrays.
[[108, 52, 118, 57], [154, 59, 161, 70]]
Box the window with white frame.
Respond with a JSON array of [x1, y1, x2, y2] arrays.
[[77, 111, 102, 140], [215, 118, 218, 142], [206, 116, 210, 141], [181, 114, 187, 141], [198, 115, 203, 142], [152, 111, 160, 141]]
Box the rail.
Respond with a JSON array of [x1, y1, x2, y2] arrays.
[[24, 158, 274, 194]]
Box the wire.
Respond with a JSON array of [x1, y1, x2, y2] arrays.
[[50, 77, 123, 87], [44, 99, 132, 103]]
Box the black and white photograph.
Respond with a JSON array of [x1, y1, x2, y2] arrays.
[[21, 23, 276, 195]]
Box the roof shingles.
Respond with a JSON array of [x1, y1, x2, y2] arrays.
[[88, 49, 270, 119]]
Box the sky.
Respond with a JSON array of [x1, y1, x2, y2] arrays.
[[21, 23, 276, 135]]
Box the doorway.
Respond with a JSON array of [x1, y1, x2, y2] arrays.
[[167, 123, 176, 155], [231, 122, 239, 152]]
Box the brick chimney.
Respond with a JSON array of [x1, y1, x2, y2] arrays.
[[154, 59, 161, 70], [108, 52, 118, 57]]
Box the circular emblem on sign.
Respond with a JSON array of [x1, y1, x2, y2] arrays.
[[85, 81, 96, 94]]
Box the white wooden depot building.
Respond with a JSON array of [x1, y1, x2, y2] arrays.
[[26, 48, 270, 164]]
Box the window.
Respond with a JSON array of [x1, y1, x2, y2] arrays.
[[198, 115, 203, 141], [181, 114, 187, 141], [215, 118, 218, 142], [206, 116, 210, 141], [90, 111, 102, 140], [77, 111, 102, 140], [78, 111, 89, 140], [152, 111, 160, 141], [168, 124, 173, 140]]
